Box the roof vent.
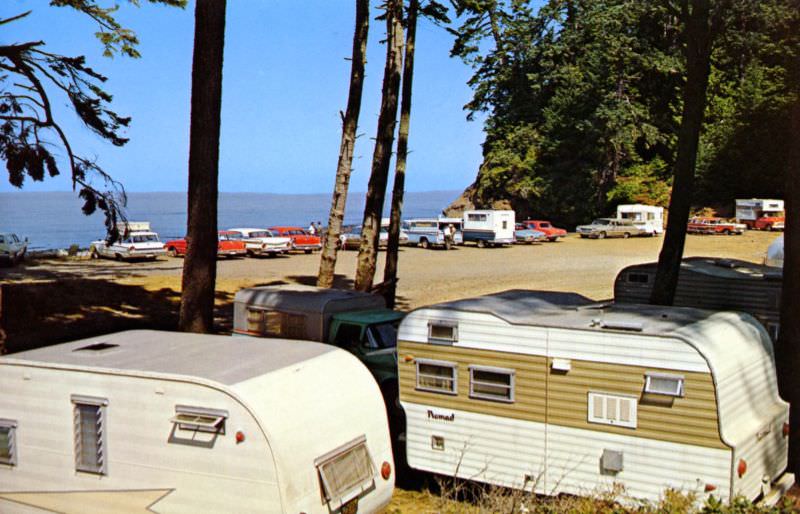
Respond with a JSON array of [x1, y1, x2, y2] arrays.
[[74, 342, 119, 352]]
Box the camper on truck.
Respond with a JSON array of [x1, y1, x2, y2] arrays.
[[735, 199, 785, 231], [90, 221, 167, 261], [462, 209, 515, 247], [397, 290, 792, 505], [0, 330, 394, 514], [403, 218, 463, 249]]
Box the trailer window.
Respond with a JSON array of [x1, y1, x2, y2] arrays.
[[644, 373, 684, 397], [315, 435, 375, 510], [0, 419, 17, 466], [171, 405, 228, 433], [72, 395, 108, 475], [587, 392, 637, 429], [469, 366, 514, 402], [428, 321, 458, 343], [467, 213, 487, 222], [627, 272, 650, 284], [416, 359, 457, 394], [246, 308, 307, 339]]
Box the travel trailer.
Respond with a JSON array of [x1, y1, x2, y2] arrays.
[[616, 204, 664, 235], [615, 257, 783, 342], [0, 330, 394, 513], [462, 210, 515, 247], [397, 290, 791, 503], [736, 199, 785, 230]]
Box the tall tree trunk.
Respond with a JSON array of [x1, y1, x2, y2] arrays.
[[178, 0, 227, 333], [317, 0, 370, 289], [777, 92, 800, 474], [650, 0, 712, 306], [383, 0, 419, 307], [354, 0, 404, 292]]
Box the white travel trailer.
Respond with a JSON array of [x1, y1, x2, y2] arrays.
[[462, 210, 515, 247], [616, 204, 664, 235], [0, 330, 394, 514], [397, 290, 792, 504]]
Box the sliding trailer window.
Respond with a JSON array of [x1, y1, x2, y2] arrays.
[[416, 359, 457, 395], [469, 365, 515, 403]]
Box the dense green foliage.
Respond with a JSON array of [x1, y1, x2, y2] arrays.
[[451, 0, 799, 226]]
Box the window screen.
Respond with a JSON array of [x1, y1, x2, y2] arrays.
[[0, 419, 17, 466], [644, 373, 684, 397], [246, 308, 307, 339], [469, 366, 514, 402], [72, 395, 108, 474], [416, 359, 457, 394], [315, 435, 375, 509], [587, 392, 637, 429]]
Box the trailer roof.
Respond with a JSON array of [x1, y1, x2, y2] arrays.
[[417, 289, 739, 335], [0, 330, 336, 386], [233, 284, 385, 312], [627, 257, 782, 281]]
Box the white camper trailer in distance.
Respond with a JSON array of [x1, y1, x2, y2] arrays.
[[616, 204, 664, 235], [0, 330, 394, 514], [462, 210, 515, 247], [397, 290, 792, 504]]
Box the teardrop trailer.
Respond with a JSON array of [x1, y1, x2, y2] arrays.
[[0, 330, 394, 513], [396, 290, 793, 504]]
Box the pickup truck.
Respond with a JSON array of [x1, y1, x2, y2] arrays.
[[0, 232, 28, 265]]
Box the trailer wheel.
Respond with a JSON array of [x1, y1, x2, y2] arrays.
[[623, 232, 630, 239], [476, 239, 486, 248], [419, 238, 429, 249], [597, 232, 606, 239]]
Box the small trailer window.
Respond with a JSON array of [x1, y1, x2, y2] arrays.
[[170, 405, 228, 433], [0, 419, 17, 466], [416, 359, 457, 394], [246, 308, 307, 339], [428, 321, 458, 343], [71, 395, 108, 475], [644, 373, 684, 397], [315, 435, 375, 510], [469, 366, 514, 402], [587, 392, 637, 429], [467, 213, 487, 222], [626, 272, 650, 284]]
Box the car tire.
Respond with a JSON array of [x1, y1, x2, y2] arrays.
[[420, 238, 429, 249], [304, 249, 312, 254], [597, 232, 606, 239], [548, 236, 558, 242], [623, 232, 630, 239], [167, 247, 178, 257], [722, 229, 731, 236], [114, 253, 123, 261]]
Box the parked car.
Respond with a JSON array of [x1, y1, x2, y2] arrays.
[[522, 220, 567, 242], [576, 218, 648, 239], [687, 217, 746, 235], [164, 231, 247, 258], [269, 226, 322, 253], [226, 228, 291, 256], [514, 223, 547, 244], [90, 221, 166, 261], [0, 232, 27, 265], [339, 226, 400, 250]]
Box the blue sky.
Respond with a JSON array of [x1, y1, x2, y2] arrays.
[[2, 0, 492, 194]]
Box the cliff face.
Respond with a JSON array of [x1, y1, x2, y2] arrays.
[[444, 183, 515, 217]]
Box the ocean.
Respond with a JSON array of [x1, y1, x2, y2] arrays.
[[0, 190, 462, 250]]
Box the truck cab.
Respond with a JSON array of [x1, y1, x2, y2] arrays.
[[328, 309, 405, 385]]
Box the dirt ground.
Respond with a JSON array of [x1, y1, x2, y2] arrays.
[[0, 231, 784, 511]]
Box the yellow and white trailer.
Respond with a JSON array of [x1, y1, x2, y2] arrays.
[[397, 290, 792, 503], [0, 330, 394, 513]]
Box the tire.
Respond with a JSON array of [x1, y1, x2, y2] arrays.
[[623, 232, 630, 239], [114, 253, 123, 261], [548, 237, 558, 242], [597, 232, 606, 239], [767, 224, 774, 231], [304, 249, 312, 254], [89, 246, 99, 259], [420, 238, 429, 249], [476, 239, 486, 248], [722, 229, 731, 236], [167, 247, 178, 257]]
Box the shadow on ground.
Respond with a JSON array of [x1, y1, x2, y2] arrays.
[[1, 279, 236, 354]]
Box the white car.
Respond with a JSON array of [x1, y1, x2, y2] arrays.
[[227, 228, 292, 256], [0, 232, 28, 265], [90, 221, 166, 261]]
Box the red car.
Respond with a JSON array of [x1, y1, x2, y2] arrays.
[[269, 226, 322, 254], [687, 217, 746, 235], [522, 220, 567, 242], [164, 231, 247, 258]]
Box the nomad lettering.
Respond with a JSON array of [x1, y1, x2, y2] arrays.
[[427, 410, 454, 422]]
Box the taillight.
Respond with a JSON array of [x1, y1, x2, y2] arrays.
[[704, 483, 717, 492], [235, 431, 245, 444], [737, 459, 747, 477], [380, 461, 392, 480], [783, 423, 790, 438]]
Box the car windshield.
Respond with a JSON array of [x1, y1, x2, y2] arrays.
[[365, 322, 398, 349], [220, 232, 242, 240], [591, 219, 608, 225], [249, 231, 270, 238], [540, 222, 551, 228], [131, 234, 159, 243]]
